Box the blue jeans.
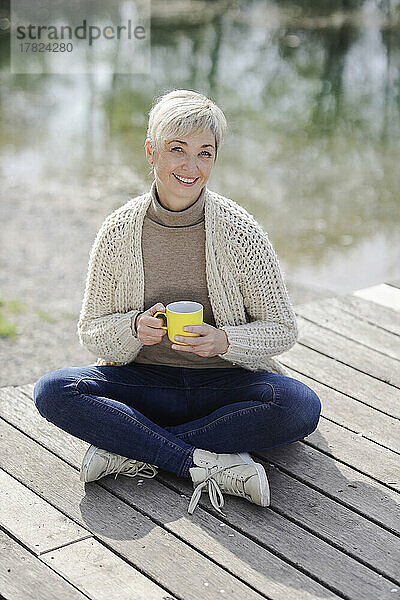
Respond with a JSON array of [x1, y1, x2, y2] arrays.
[[34, 363, 321, 478]]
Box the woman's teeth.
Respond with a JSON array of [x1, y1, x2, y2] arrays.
[[173, 173, 198, 184]]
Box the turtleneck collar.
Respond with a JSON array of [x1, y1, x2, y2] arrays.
[[146, 179, 206, 227]]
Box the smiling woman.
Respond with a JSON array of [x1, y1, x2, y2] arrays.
[[33, 88, 321, 517], [143, 89, 226, 211], [144, 130, 216, 211]]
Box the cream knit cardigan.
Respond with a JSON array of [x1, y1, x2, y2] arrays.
[[77, 186, 298, 376]]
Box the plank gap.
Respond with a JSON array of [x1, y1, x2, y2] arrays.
[[319, 414, 400, 456], [0, 414, 79, 471], [252, 454, 400, 538], [0, 525, 93, 600], [268, 504, 400, 586], [328, 303, 400, 337], [38, 535, 94, 557], [66, 536, 190, 600], [283, 363, 400, 421], [298, 314, 400, 362], [0, 523, 36, 562], [301, 439, 399, 493], [297, 342, 399, 389]]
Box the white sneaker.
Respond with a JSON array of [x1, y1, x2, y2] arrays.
[[188, 449, 270, 515], [79, 445, 158, 483]]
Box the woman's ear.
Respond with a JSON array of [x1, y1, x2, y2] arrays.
[[144, 138, 154, 165]]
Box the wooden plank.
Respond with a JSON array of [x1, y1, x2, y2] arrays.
[[0, 420, 274, 600], [0, 396, 344, 600], [255, 440, 400, 536], [40, 537, 178, 600], [0, 387, 89, 467], [18, 382, 35, 397], [295, 316, 400, 388], [303, 419, 399, 492], [353, 284, 400, 311], [0, 469, 90, 555], [281, 345, 399, 418], [1, 395, 398, 600], [326, 295, 400, 336], [291, 367, 400, 490], [295, 300, 400, 360], [0, 473, 172, 600], [0, 530, 87, 600], [284, 370, 400, 452]]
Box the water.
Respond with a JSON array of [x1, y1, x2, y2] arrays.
[[1, 0, 399, 296]]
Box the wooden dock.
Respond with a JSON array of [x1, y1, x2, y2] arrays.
[[1, 282, 399, 600]]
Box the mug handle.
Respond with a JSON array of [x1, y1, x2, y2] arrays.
[[154, 311, 168, 330]]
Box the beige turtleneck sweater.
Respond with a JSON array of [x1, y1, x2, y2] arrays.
[[131, 181, 242, 368]]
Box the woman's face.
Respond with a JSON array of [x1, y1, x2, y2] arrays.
[[144, 129, 216, 210]]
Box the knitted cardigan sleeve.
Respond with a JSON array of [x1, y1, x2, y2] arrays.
[[218, 223, 298, 367], [77, 218, 142, 364]]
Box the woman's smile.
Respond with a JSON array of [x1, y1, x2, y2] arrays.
[[172, 173, 199, 186]]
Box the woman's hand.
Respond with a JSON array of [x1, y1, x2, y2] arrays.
[[172, 323, 229, 357], [135, 303, 168, 345]]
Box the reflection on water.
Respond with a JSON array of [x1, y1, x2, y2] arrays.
[[1, 0, 399, 293]]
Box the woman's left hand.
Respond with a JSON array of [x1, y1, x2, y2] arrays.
[[172, 323, 229, 357]]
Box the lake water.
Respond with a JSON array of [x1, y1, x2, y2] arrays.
[[1, 0, 399, 297]]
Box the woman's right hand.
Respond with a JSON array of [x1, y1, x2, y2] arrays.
[[135, 303, 168, 345]]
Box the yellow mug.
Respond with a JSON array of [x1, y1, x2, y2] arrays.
[[154, 301, 203, 345]]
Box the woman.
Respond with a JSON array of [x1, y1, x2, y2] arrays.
[[34, 89, 321, 516]]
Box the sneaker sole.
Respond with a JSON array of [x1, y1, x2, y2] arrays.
[[80, 445, 99, 482], [238, 452, 270, 507]]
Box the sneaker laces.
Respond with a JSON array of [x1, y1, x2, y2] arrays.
[[103, 454, 157, 480], [188, 463, 246, 515]]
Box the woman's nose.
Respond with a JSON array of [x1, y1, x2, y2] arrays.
[[181, 154, 198, 172]]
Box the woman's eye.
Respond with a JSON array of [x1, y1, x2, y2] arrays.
[[171, 147, 212, 157]]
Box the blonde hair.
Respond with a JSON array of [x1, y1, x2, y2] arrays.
[[146, 89, 228, 158]]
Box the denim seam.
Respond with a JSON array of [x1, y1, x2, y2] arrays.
[[176, 403, 271, 440], [180, 447, 195, 477], [263, 382, 276, 402], [75, 376, 268, 393], [186, 384, 271, 391], [76, 377, 185, 392], [75, 381, 189, 456]]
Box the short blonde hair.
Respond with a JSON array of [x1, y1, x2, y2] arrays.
[[146, 89, 227, 157]]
